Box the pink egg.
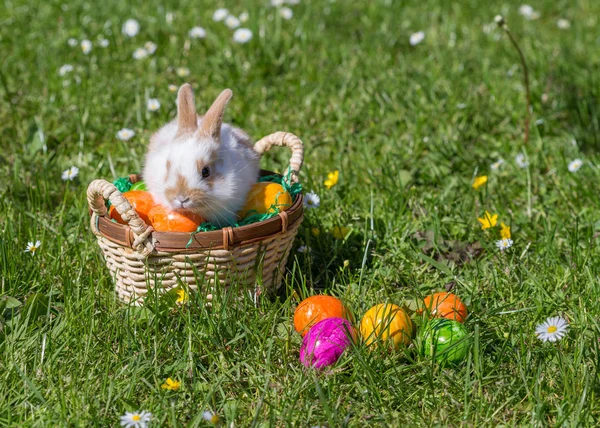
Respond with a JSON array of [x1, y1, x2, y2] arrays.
[[300, 317, 355, 369]]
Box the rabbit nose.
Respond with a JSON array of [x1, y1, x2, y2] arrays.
[[175, 196, 190, 207]]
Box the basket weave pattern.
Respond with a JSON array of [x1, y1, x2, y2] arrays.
[[87, 132, 304, 303]]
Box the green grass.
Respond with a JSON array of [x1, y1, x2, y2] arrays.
[[2, 0, 600, 425]]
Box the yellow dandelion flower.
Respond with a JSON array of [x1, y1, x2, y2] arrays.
[[332, 226, 351, 240], [176, 289, 188, 304], [472, 175, 488, 190], [500, 222, 511, 239], [477, 211, 498, 230], [311, 227, 320, 237], [324, 170, 339, 189], [161, 378, 181, 391]]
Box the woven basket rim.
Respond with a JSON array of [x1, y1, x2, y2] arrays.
[[91, 169, 304, 252]]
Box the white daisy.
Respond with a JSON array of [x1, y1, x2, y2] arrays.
[[568, 159, 583, 173], [286, 0, 301, 4], [98, 38, 110, 47], [270, 0, 285, 6], [122, 19, 140, 37], [212, 8, 229, 22], [535, 316, 569, 342], [166, 12, 174, 24], [147, 98, 161, 112], [81, 39, 92, 55], [176, 67, 190, 77], [24, 240, 41, 256], [117, 128, 135, 141], [279, 7, 293, 20], [61, 166, 79, 181], [67, 37, 78, 47], [132, 48, 148, 60], [58, 64, 73, 76], [496, 238, 513, 251], [491, 158, 505, 171], [202, 411, 220, 425], [515, 153, 529, 168], [518, 4, 540, 20], [168, 84, 178, 92], [119, 410, 152, 428], [303, 191, 320, 209], [189, 26, 206, 39], [409, 31, 425, 46], [297, 245, 310, 253], [239, 12, 249, 23], [557, 19, 571, 29], [144, 41, 157, 54], [233, 28, 253, 44], [225, 15, 241, 29]]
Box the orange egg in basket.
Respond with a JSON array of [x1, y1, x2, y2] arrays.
[[109, 190, 155, 225], [147, 204, 204, 233]]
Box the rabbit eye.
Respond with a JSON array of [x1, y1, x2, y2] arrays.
[[201, 166, 210, 178]]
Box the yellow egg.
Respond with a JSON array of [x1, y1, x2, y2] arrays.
[[359, 303, 413, 349], [238, 182, 293, 219]]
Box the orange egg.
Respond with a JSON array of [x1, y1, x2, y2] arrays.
[[238, 182, 293, 219], [109, 190, 155, 225], [359, 303, 413, 349], [147, 204, 204, 232], [422, 292, 468, 323], [293, 295, 352, 337]]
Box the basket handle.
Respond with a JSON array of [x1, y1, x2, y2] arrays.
[[254, 132, 304, 184], [86, 179, 155, 256]]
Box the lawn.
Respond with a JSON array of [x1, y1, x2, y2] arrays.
[[2, 0, 600, 425]]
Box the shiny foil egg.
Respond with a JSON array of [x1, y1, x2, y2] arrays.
[[420, 318, 470, 365], [300, 318, 355, 369], [359, 303, 413, 349], [293, 295, 352, 337]]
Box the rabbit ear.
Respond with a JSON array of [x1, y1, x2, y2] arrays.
[[176, 84, 198, 137], [197, 89, 233, 141]]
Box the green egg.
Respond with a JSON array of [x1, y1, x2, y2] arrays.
[[130, 180, 147, 191], [419, 318, 469, 365]]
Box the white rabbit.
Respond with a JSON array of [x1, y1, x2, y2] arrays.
[[143, 84, 260, 227]]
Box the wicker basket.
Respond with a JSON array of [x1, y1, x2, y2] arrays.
[[87, 132, 304, 304]]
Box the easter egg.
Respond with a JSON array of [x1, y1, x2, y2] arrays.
[[359, 303, 413, 349], [294, 295, 352, 337], [109, 190, 155, 225], [130, 180, 147, 191], [419, 318, 469, 365], [238, 182, 292, 219], [422, 292, 468, 323], [300, 318, 355, 369], [148, 204, 204, 232]]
